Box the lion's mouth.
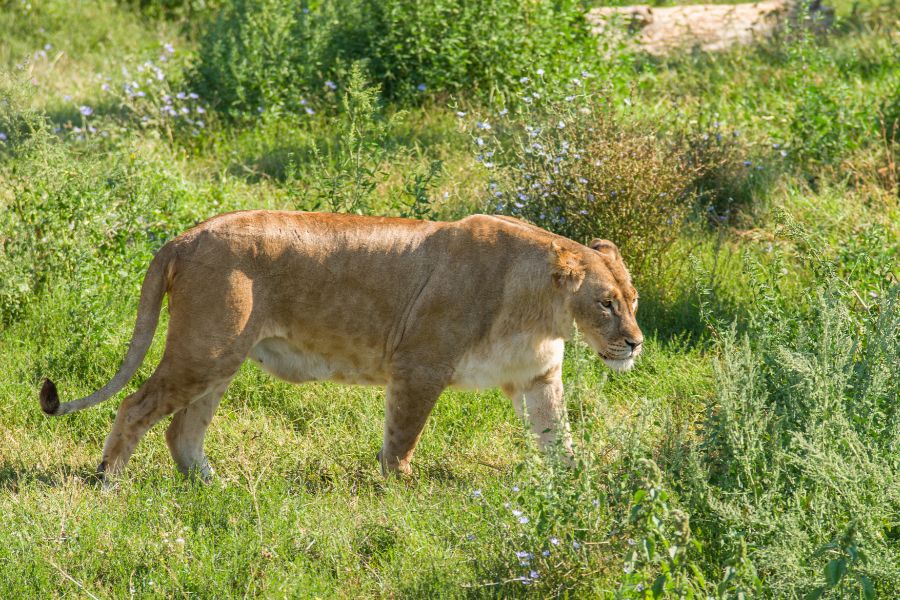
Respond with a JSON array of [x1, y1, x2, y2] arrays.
[[598, 347, 641, 361], [598, 351, 630, 361]]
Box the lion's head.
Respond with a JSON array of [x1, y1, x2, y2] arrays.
[[552, 238, 644, 372]]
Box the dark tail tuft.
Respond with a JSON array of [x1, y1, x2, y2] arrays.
[[40, 379, 60, 415]]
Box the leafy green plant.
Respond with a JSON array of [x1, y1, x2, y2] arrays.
[[805, 525, 876, 600], [397, 159, 443, 220], [618, 458, 705, 599], [688, 226, 900, 596], [192, 0, 604, 115]]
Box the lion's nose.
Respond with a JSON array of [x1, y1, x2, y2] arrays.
[[626, 339, 643, 353]]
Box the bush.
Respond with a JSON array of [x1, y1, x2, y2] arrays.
[[120, 0, 223, 20], [469, 87, 702, 278], [688, 224, 900, 596], [192, 0, 600, 116]]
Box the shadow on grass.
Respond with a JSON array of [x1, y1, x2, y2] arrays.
[[0, 461, 101, 492], [635, 253, 751, 350], [44, 98, 130, 129], [222, 106, 459, 184], [225, 141, 317, 183], [286, 454, 475, 496]]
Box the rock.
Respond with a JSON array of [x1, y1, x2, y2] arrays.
[[587, 0, 833, 55]]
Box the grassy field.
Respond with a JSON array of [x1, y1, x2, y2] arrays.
[[1, 0, 897, 597]]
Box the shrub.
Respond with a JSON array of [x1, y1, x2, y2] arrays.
[[90, 45, 212, 144], [192, 0, 333, 117], [688, 225, 900, 596], [120, 0, 223, 20], [192, 0, 600, 116], [469, 87, 702, 278]]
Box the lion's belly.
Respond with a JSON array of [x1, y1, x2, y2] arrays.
[[248, 337, 388, 386], [450, 336, 564, 390]]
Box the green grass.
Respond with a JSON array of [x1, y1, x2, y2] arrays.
[[1, 0, 898, 597]]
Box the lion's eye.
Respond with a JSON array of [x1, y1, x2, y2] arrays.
[[600, 299, 613, 309]]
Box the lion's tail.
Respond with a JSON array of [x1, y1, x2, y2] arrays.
[[40, 244, 175, 416]]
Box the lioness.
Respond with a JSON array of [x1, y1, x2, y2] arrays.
[[40, 211, 643, 480]]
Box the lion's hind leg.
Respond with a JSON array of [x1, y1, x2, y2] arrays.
[[98, 367, 192, 482], [99, 359, 242, 483], [165, 380, 230, 481]]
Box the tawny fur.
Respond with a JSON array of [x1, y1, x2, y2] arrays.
[[40, 211, 643, 481]]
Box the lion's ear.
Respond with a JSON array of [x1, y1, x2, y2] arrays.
[[550, 242, 585, 292], [589, 238, 620, 260]]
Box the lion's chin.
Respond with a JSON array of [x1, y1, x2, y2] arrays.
[[601, 356, 635, 373]]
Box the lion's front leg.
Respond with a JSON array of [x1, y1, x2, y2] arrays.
[[379, 374, 445, 477], [504, 367, 574, 460]]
